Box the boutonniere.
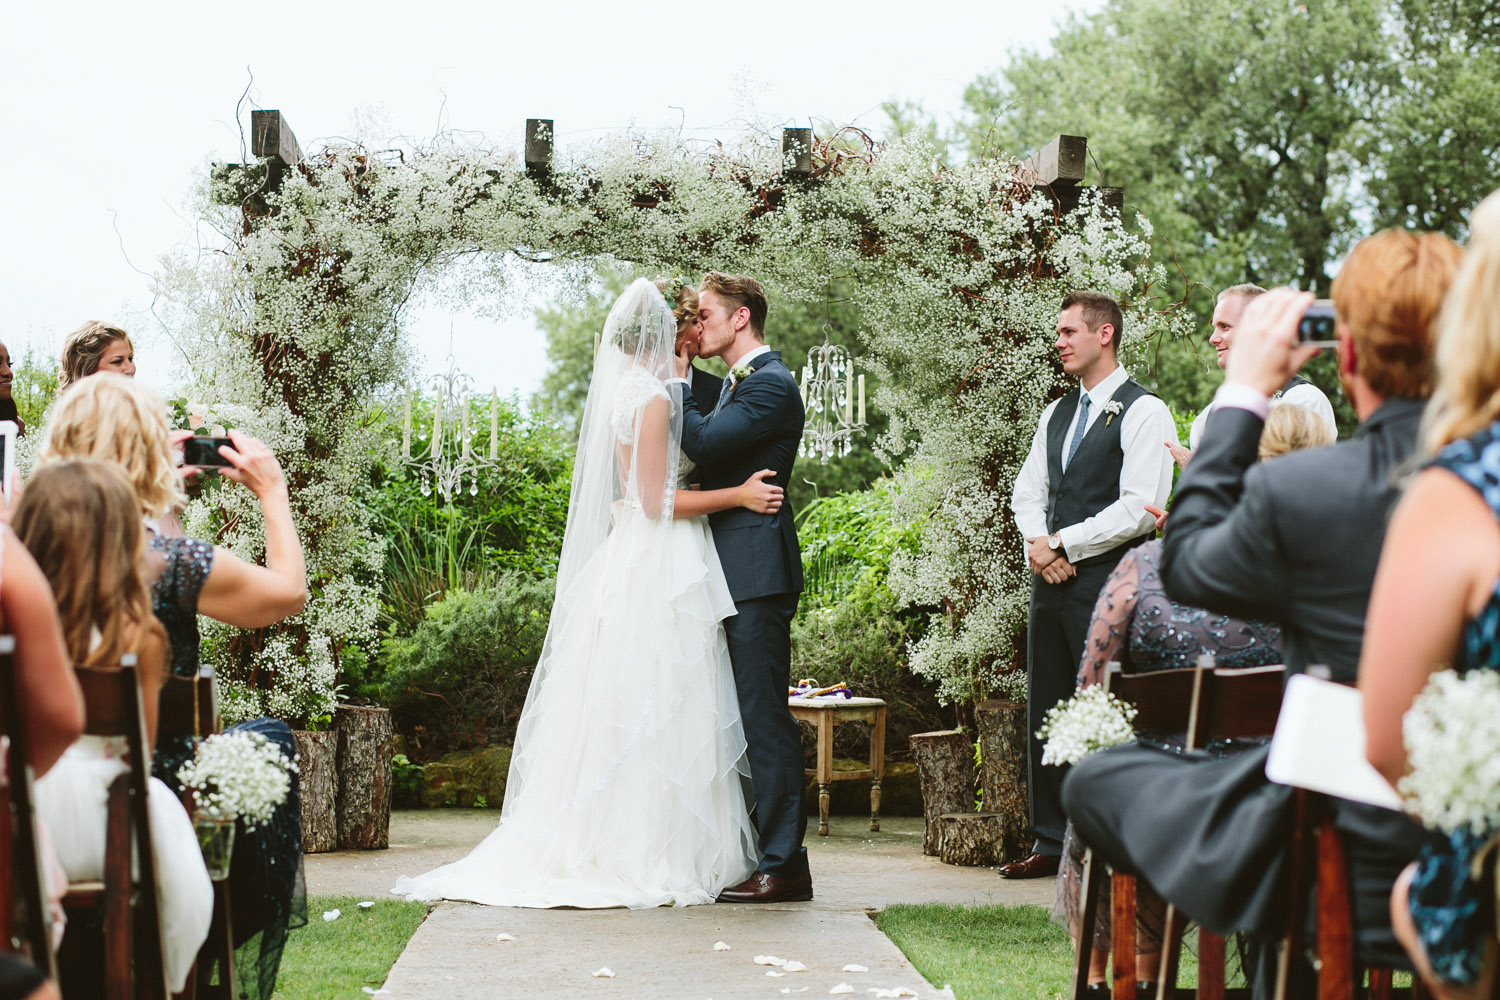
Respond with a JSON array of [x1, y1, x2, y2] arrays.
[[1103, 400, 1124, 426], [729, 362, 754, 383]]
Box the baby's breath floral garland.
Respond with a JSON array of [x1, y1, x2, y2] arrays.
[[157, 121, 1186, 721], [177, 730, 297, 828], [1036, 686, 1139, 767], [1401, 669, 1500, 837]]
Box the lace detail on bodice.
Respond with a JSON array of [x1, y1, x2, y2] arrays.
[[610, 369, 670, 445], [147, 530, 215, 677]]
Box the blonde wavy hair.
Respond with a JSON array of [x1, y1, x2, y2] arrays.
[[59, 320, 132, 391], [1423, 189, 1500, 454], [1259, 403, 1335, 461], [13, 459, 164, 670], [654, 279, 700, 336], [37, 372, 185, 519]]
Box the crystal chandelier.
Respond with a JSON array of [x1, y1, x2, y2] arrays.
[[401, 357, 502, 503], [798, 335, 868, 465]]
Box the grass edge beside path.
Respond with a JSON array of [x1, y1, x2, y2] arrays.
[[272, 894, 429, 1000], [876, 902, 1074, 1000]]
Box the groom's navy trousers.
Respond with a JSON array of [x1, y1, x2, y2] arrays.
[[679, 350, 809, 880]]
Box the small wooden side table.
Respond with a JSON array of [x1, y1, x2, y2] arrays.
[[788, 696, 887, 836]]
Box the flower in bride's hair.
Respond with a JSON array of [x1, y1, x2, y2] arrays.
[[1036, 686, 1137, 766]]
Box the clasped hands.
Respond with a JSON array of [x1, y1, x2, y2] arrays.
[[1027, 536, 1076, 584]]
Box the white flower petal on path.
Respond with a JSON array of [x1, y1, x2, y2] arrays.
[[591, 968, 615, 978], [755, 955, 788, 967], [783, 960, 808, 972], [767, 970, 786, 977], [321, 909, 340, 922], [872, 990, 917, 998], [842, 964, 868, 973], [713, 941, 731, 952], [358, 901, 375, 909], [495, 933, 515, 942], [830, 985, 855, 996]]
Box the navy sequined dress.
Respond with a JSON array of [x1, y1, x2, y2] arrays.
[[148, 531, 307, 1000], [1406, 424, 1500, 987]]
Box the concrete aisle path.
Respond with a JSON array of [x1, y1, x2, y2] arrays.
[[305, 810, 1057, 999]]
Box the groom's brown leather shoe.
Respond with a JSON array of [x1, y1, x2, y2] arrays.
[[716, 871, 814, 903], [996, 852, 1060, 879]]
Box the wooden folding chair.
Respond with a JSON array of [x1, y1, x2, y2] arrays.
[[156, 670, 235, 1000], [61, 658, 170, 1000], [1070, 658, 1284, 1000], [0, 635, 58, 978]]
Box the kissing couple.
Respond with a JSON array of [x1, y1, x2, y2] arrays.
[[394, 272, 812, 907]]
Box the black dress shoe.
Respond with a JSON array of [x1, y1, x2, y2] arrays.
[[716, 871, 814, 903], [996, 852, 1060, 879]]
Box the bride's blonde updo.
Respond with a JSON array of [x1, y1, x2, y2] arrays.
[[655, 279, 699, 335]]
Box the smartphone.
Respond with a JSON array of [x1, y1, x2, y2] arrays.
[[0, 421, 15, 505], [182, 436, 234, 468], [1297, 299, 1339, 348]]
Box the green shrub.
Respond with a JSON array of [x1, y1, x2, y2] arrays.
[[796, 478, 919, 608], [370, 574, 554, 752]]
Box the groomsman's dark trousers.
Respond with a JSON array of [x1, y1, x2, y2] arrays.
[[1026, 556, 1117, 858], [723, 592, 808, 879]]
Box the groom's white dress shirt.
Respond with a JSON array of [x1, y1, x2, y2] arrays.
[[1010, 364, 1177, 563]]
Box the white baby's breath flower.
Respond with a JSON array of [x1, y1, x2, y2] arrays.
[[1401, 670, 1500, 836], [1036, 687, 1138, 766], [177, 730, 297, 828]]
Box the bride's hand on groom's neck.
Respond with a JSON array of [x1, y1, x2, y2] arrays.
[[674, 343, 693, 379]]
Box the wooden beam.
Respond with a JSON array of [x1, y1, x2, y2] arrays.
[[525, 119, 554, 175], [782, 127, 813, 178], [1022, 134, 1086, 187], [1048, 184, 1124, 218], [251, 110, 302, 167]]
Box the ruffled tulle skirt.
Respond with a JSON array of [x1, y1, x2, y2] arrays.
[[393, 510, 759, 908]]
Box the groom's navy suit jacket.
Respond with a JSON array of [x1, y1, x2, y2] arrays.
[[680, 350, 805, 602]]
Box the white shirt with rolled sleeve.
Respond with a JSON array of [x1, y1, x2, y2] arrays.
[[1010, 364, 1178, 563], [1187, 380, 1337, 450]]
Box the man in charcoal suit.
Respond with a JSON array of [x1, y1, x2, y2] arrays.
[[674, 271, 811, 903], [1062, 230, 1463, 996], [1004, 289, 1177, 878]]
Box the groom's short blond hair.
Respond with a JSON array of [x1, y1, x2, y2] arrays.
[[701, 272, 768, 340]]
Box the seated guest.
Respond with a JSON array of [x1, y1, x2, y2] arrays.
[[1169, 284, 1338, 468], [1361, 188, 1500, 999], [0, 340, 26, 437], [1063, 229, 1464, 998], [1055, 402, 1328, 992], [57, 321, 134, 392], [36, 374, 307, 1000], [24, 460, 212, 994]]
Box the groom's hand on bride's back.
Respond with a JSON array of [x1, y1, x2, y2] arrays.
[[739, 468, 784, 514]]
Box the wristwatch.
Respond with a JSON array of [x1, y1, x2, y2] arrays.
[[1047, 532, 1062, 552]]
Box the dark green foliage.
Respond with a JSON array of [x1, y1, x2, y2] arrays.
[[371, 577, 554, 752]]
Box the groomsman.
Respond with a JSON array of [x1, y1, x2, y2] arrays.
[[1004, 290, 1177, 878], [1169, 284, 1338, 467]]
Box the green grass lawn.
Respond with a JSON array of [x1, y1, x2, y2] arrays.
[[271, 895, 429, 999], [877, 903, 1076, 999]]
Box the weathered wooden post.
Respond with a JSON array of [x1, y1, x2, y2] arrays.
[[336, 704, 393, 849], [910, 729, 974, 855], [525, 118, 554, 177], [976, 699, 1031, 864], [293, 730, 338, 852], [782, 127, 813, 178]]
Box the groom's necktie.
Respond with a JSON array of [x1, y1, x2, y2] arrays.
[[1064, 393, 1091, 470], [713, 375, 734, 416]]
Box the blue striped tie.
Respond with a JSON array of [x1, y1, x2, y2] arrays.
[[713, 376, 734, 415], [1064, 393, 1091, 469]]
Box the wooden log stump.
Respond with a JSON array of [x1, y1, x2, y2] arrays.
[[335, 705, 393, 850], [293, 730, 337, 853], [910, 729, 974, 856], [938, 812, 1003, 866], [975, 699, 1031, 864]]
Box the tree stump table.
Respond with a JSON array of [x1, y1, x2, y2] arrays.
[[788, 696, 886, 836]]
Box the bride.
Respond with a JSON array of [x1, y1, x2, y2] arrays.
[[394, 278, 779, 908]]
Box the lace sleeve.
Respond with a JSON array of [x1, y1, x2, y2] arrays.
[[1076, 548, 1143, 689], [611, 370, 670, 445]]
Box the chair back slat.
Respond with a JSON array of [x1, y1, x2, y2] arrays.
[[158, 671, 219, 740]]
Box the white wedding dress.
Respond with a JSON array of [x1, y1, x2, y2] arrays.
[[393, 279, 759, 908]]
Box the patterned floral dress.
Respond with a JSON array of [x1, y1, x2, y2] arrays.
[[1406, 424, 1500, 986]]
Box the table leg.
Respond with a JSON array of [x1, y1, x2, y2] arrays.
[[818, 783, 830, 837], [816, 712, 834, 837], [870, 707, 886, 832]]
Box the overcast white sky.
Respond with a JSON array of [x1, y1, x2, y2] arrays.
[[2, 0, 1102, 402]]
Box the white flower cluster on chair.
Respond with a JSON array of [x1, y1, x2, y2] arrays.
[[1036, 686, 1138, 767], [1401, 669, 1500, 837], [177, 730, 298, 829]]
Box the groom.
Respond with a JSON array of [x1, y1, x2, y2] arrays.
[[674, 271, 811, 903]]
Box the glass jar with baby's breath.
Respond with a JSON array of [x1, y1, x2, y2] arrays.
[[194, 817, 236, 880]]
